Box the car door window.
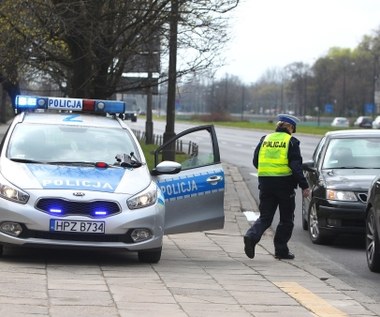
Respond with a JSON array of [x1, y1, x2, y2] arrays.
[[154, 126, 219, 169]]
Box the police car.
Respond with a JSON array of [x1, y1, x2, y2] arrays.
[[0, 95, 225, 263]]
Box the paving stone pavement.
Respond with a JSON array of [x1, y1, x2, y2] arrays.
[[0, 122, 379, 316]]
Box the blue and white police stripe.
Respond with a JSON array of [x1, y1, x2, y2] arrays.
[[157, 169, 224, 201]]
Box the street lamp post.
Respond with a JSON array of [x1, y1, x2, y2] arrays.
[[342, 60, 347, 117], [241, 86, 245, 121]]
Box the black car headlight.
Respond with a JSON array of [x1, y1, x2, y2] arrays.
[[0, 174, 29, 204], [127, 182, 157, 210], [326, 189, 357, 202]]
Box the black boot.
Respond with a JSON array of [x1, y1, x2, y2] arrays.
[[274, 251, 295, 260], [244, 236, 256, 259]]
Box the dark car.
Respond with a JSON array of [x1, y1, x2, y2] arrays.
[[302, 129, 380, 244], [354, 116, 373, 128], [365, 175, 380, 272]]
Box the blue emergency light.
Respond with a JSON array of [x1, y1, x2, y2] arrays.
[[15, 95, 126, 114]]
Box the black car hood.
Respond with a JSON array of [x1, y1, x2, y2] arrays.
[[321, 169, 379, 191]]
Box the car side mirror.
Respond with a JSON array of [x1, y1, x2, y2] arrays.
[[151, 161, 182, 176], [302, 160, 316, 172]]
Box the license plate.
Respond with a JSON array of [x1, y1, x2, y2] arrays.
[[50, 219, 105, 233]]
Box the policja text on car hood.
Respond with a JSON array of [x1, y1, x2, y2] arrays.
[[2, 159, 151, 194]]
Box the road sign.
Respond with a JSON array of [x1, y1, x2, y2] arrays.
[[324, 104, 333, 113], [365, 103, 374, 114]]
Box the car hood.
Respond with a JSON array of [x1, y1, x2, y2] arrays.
[[1, 160, 151, 194], [321, 169, 379, 191]]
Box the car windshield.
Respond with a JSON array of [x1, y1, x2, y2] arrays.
[[7, 123, 140, 165], [323, 138, 380, 169]]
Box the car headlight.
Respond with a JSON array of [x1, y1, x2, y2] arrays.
[[127, 182, 157, 210], [0, 174, 29, 204], [326, 189, 357, 202]]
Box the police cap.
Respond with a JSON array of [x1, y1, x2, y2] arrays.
[[277, 114, 300, 131]]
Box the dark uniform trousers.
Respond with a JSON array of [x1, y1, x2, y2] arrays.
[[246, 188, 296, 255]]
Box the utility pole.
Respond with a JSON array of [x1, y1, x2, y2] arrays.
[[162, 0, 178, 160], [145, 0, 154, 144]]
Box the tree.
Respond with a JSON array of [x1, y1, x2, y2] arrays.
[[0, 0, 238, 99], [161, 0, 238, 157], [284, 62, 311, 116], [0, 0, 239, 144]]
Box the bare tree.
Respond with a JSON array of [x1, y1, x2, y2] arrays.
[[0, 0, 238, 99]]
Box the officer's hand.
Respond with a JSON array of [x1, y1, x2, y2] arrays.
[[302, 188, 310, 198]]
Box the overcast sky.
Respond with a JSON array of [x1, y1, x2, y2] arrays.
[[216, 0, 380, 83]]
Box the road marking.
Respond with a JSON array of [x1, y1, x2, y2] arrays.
[[249, 172, 258, 177], [275, 282, 348, 317]]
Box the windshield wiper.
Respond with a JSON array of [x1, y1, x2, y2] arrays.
[[10, 158, 46, 164], [332, 166, 368, 169], [48, 161, 100, 166]]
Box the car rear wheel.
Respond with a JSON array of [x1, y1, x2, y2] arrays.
[[308, 203, 331, 244], [138, 247, 162, 264], [366, 207, 380, 272]]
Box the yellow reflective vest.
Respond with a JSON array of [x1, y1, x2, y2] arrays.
[[258, 132, 292, 177]]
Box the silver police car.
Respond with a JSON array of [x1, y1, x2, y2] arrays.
[[0, 95, 225, 263]]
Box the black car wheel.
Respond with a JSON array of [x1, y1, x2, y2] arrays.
[[366, 207, 380, 272], [308, 203, 331, 244]]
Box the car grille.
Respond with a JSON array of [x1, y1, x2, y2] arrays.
[[357, 192, 368, 203], [36, 198, 121, 217]]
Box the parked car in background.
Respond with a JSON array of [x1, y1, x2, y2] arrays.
[[331, 117, 350, 128], [365, 175, 380, 272], [302, 130, 380, 245], [354, 116, 373, 128], [372, 116, 380, 129]]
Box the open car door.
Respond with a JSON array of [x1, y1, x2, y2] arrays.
[[152, 125, 225, 234]]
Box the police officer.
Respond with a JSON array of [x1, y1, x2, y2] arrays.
[[244, 114, 310, 260]]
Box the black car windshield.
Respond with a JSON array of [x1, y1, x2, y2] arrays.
[[7, 123, 141, 165], [323, 138, 380, 169]]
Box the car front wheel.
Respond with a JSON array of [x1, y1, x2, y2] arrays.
[[138, 247, 162, 264], [308, 203, 331, 245], [366, 207, 380, 272]]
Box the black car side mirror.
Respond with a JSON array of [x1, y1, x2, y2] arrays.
[[302, 160, 316, 172]]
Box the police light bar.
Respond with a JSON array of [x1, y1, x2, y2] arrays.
[[14, 95, 126, 114]]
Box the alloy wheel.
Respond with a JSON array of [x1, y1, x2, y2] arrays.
[[308, 204, 320, 241], [366, 208, 380, 272]]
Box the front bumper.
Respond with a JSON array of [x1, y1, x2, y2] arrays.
[[317, 200, 366, 234], [0, 194, 165, 252]]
